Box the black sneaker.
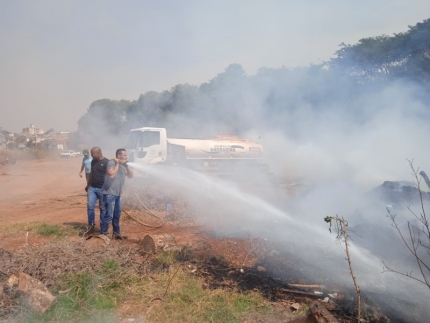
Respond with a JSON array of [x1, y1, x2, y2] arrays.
[[112, 233, 128, 240]]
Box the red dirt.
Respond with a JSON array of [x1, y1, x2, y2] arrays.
[[0, 158, 85, 226]]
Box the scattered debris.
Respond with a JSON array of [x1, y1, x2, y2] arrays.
[[86, 234, 110, 245], [289, 284, 325, 289], [278, 288, 322, 298], [140, 234, 181, 254], [6, 274, 19, 289], [4, 273, 56, 314], [16, 273, 56, 313], [289, 302, 340, 323], [290, 302, 301, 312], [308, 303, 340, 323]]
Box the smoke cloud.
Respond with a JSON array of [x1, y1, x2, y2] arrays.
[[106, 64, 430, 321]]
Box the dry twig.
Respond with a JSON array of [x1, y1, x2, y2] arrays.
[[383, 159, 430, 289], [325, 215, 361, 323]]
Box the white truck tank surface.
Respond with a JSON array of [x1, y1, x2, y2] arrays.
[[167, 137, 263, 160]]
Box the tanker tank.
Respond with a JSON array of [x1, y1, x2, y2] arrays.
[[166, 136, 263, 160]]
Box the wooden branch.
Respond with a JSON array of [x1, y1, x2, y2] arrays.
[[288, 283, 325, 289]]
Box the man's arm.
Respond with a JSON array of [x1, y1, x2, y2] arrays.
[[85, 171, 92, 192], [79, 163, 85, 177], [125, 164, 133, 178], [107, 159, 120, 178]]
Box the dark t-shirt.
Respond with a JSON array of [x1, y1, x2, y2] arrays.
[[90, 157, 109, 188]]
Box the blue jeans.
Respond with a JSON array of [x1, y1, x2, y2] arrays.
[[101, 194, 122, 235], [87, 186, 105, 226]]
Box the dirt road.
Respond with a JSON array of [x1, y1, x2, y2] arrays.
[[0, 158, 87, 226]]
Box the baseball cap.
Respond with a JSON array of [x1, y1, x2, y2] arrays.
[[83, 149, 89, 154]]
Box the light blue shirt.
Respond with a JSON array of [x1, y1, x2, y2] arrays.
[[82, 156, 92, 173]]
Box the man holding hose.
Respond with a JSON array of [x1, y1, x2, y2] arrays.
[[101, 148, 133, 239]]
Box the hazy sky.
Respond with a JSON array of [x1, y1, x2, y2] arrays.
[[1, 1, 429, 132]]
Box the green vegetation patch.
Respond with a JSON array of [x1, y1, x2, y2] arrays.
[[23, 259, 124, 323], [35, 224, 67, 237]]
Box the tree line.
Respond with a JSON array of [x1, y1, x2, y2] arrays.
[[74, 19, 430, 146]]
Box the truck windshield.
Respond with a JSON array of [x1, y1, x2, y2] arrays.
[[126, 132, 139, 149], [139, 131, 160, 148]]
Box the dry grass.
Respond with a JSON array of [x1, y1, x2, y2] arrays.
[[0, 222, 77, 238], [122, 183, 197, 227], [0, 240, 142, 288], [0, 240, 143, 322], [0, 238, 292, 323], [119, 266, 281, 323]]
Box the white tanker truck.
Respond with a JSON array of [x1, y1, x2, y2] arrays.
[[125, 127, 264, 172]]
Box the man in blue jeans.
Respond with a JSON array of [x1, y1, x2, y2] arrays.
[[101, 148, 133, 239], [84, 147, 109, 234]]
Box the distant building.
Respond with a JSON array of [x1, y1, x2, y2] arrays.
[[45, 132, 69, 150], [0, 124, 74, 151], [22, 124, 46, 136]]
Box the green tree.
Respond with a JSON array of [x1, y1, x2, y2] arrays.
[[331, 19, 430, 84]]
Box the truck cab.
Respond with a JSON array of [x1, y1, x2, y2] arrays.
[[126, 127, 167, 164], [126, 127, 264, 171]]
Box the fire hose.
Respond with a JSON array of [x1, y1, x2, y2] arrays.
[[122, 192, 164, 228]]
